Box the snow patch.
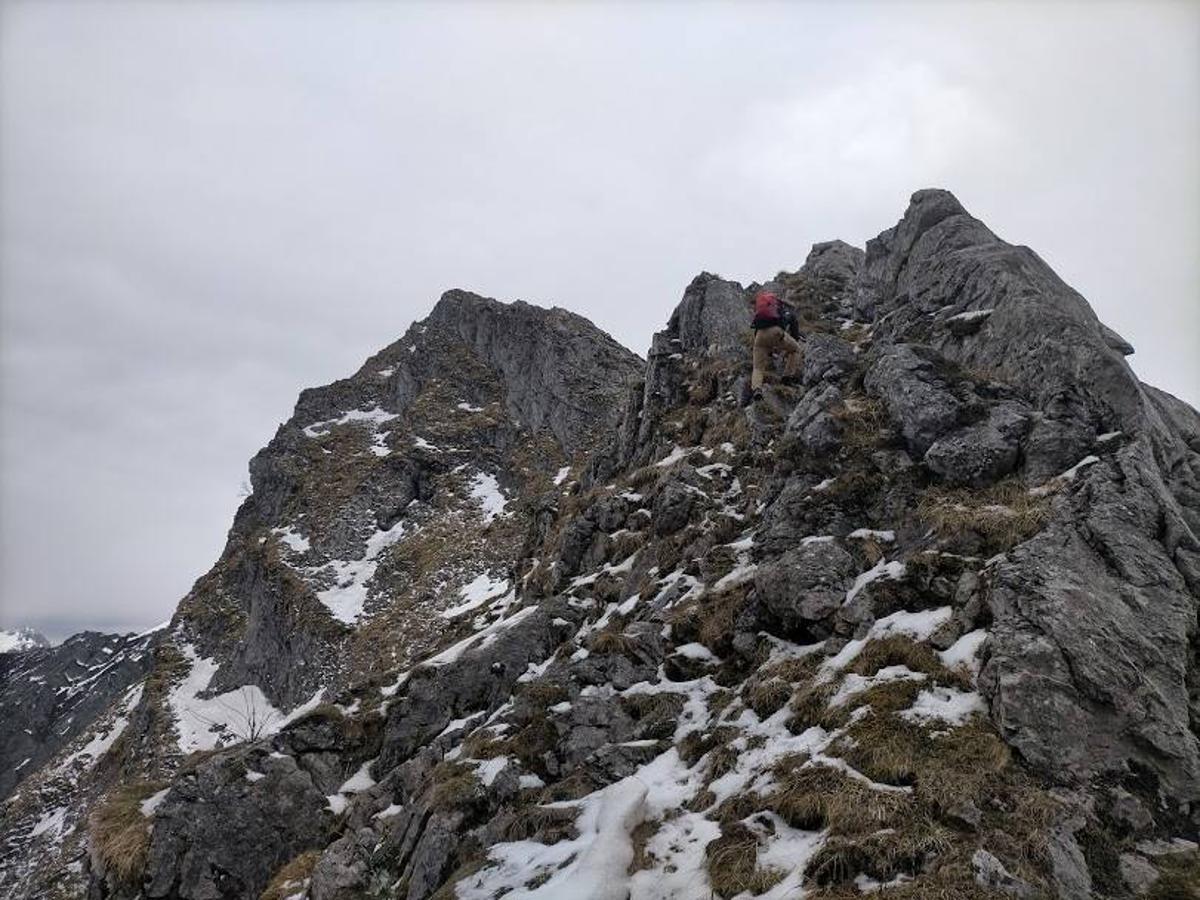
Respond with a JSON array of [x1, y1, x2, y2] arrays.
[[29, 806, 68, 841], [272, 526, 310, 554], [902, 686, 986, 725], [456, 777, 647, 900], [939, 629, 989, 676], [339, 760, 377, 794], [442, 575, 511, 619], [139, 788, 170, 817], [469, 471, 510, 523], [314, 520, 411, 624], [303, 406, 397, 438], [844, 559, 906, 606], [167, 646, 323, 752], [847, 528, 896, 542]]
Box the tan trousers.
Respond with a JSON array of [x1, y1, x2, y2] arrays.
[[751, 326, 802, 390]]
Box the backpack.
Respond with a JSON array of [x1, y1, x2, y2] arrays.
[[781, 305, 800, 339], [752, 291, 782, 329]]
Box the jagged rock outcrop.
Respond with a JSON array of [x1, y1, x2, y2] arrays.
[[857, 189, 1200, 802], [5, 191, 1198, 900]]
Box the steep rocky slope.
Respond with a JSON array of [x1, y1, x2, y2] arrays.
[[0, 292, 642, 899], [3, 191, 1197, 900]]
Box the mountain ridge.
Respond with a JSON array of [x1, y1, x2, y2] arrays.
[[2, 189, 1197, 900]]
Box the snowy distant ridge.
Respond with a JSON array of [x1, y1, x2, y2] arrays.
[[0, 629, 50, 654]]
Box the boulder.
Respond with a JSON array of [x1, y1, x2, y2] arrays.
[[784, 384, 844, 456], [864, 344, 963, 455], [801, 334, 856, 387], [652, 479, 703, 537], [971, 849, 1037, 898], [923, 400, 1031, 487], [754, 540, 856, 633]]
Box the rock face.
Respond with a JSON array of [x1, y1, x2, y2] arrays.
[[860, 190, 1200, 802], [4, 192, 1198, 900]]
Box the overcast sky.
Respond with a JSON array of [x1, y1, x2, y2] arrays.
[[2, 1, 1197, 640]]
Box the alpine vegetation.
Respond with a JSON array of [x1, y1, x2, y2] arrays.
[[1, 190, 1197, 900]]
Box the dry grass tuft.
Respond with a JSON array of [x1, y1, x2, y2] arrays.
[[831, 394, 890, 452], [538, 772, 601, 803], [518, 679, 569, 709], [705, 822, 786, 898], [766, 762, 911, 834], [669, 584, 752, 656], [918, 478, 1049, 552], [787, 681, 845, 734], [628, 819, 661, 874], [90, 781, 167, 887], [261, 850, 320, 900], [1146, 850, 1200, 900], [678, 726, 741, 768], [429, 761, 481, 810], [847, 636, 941, 678], [622, 691, 686, 724], [833, 711, 1009, 806], [806, 820, 954, 886], [745, 678, 793, 719], [760, 654, 820, 684], [589, 629, 642, 659], [501, 804, 580, 845], [459, 728, 510, 760], [840, 677, 928, 719]]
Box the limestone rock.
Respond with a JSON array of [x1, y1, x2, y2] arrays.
[[754, 540, 856, 634], [864, 344, 964, 455]]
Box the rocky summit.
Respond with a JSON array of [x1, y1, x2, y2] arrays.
[[1, 190, 1197, 900]]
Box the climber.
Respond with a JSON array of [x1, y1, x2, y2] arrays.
[[748, 286, 802, 402]]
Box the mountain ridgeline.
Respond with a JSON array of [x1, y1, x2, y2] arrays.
[[1, 190, 1197, 900]]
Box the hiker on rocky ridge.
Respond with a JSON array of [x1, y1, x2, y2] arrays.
[[748, 286, 802, 402]]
